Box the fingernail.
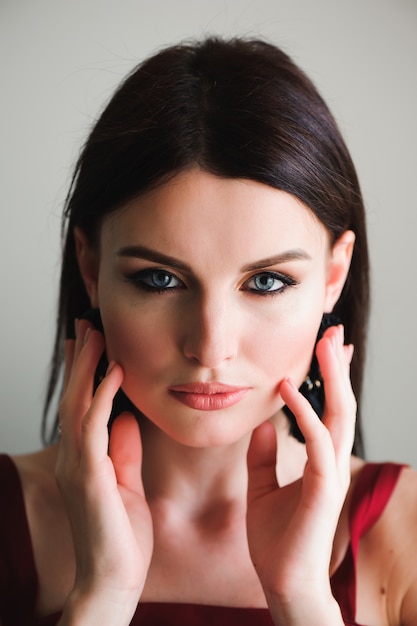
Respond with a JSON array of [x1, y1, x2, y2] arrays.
[[84, 328, 91, 345], [284, 377, 297, 391], [106, 361, 116, 376]]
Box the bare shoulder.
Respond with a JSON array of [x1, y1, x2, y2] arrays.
[[11, 446, 59, 487], [382, 464, 417, 546], [364, 464, 417, 625], [6, 447, 74, 616], [388, 466, 417, 625], [11, 445, 72, 557], [9, 446, 63, 532], [390, 463, 417, 509], [12, 445, 59, 474]]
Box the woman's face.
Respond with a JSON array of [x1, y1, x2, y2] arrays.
[[82, 169, 352, 447]]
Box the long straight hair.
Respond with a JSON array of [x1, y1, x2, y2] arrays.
[[43, 38, 369, 455]]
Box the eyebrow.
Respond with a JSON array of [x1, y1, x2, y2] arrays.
[[117, 246, 192, 272], [117, 245, 311, 273], [241, 250, 311, 272]]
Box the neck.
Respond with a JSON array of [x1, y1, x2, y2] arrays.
[[141, 419, 250, 512], [140, 411, 307, 517]]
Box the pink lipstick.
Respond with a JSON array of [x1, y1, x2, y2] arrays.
[[168, 382, 250, 411]]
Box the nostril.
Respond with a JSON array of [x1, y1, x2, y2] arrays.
[[181, 298, 238, 367], [182, 328, 237, 368]]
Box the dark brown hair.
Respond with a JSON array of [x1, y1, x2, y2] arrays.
[[43, 37, 369, 455]]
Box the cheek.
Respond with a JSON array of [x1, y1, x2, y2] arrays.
[[247, 303, 322, 387], [100, 304, 174, 379]]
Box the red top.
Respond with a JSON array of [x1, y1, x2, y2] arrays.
[[0, 455, 404, 625]]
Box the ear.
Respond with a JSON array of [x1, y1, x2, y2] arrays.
[[74, 227, 99, 307], [323, 230, 355, 312]]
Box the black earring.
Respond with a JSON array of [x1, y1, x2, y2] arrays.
[[283, 313, 343, 443], [79, 307, 141, 431], [80, 307, 104, 332]]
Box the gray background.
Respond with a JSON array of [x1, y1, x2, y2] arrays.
[[1, 0, 416, 465]]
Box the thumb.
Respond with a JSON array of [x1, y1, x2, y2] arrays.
[[109, 413, 145, 497], [247, 421, 279, 504]]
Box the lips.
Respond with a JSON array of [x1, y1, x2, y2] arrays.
[[168, 382, 250, 411]]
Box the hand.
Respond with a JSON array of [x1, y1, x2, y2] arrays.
[[55, 320, 153, 624], [246, 325, 355, 623]]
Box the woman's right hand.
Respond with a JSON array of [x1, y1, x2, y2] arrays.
[[55, 319, 153, 625]]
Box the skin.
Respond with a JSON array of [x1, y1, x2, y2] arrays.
[[5, 169, 417, 625], [66, 168, 354, 623], [77, 168, 354, 448]]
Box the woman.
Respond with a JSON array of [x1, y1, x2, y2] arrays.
[[1, 37, 417, 625]]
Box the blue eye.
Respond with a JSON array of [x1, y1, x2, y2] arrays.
[[243, 272, 295, 295], [126, 269, 183, 293]]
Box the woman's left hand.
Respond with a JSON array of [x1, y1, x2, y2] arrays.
[[246, 325, 356, 624]]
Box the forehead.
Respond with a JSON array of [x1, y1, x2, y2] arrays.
[[100, 169, 330, 261]]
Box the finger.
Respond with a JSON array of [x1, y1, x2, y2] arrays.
[[316, 329, 356, 460], [320, 325, 351, 381], [59, 329, 106, 455], [79, 361, 124, 466], [71, 318, 90, 364], [62, 339, 75, 393], [67, 318, 100, 388], [344, 343, 354, 372], [280, 378, 335, 476], [109, 413, 145, 497], [247, 421, 279, 504]]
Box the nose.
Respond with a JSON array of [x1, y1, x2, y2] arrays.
[[182, 294, 238, 368]]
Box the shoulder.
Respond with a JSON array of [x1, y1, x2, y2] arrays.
[[374, 464, 417, 540], [373, 463, 417, 540], [10, 446, 59, 485], [10, 446, 62, 518], [11, 445, 59, 473], [388, 463, 417, 510], [354, 461, 417, 548], [0, 447, 61, 534], [386, 466, 417, 624], [0, 447, 63, 548], [361, 463, 417, 625]]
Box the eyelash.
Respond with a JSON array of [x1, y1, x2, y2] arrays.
[[124, 269, 298, 296], [125, 269, 184, 294], [243, 272, 298, 296]]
